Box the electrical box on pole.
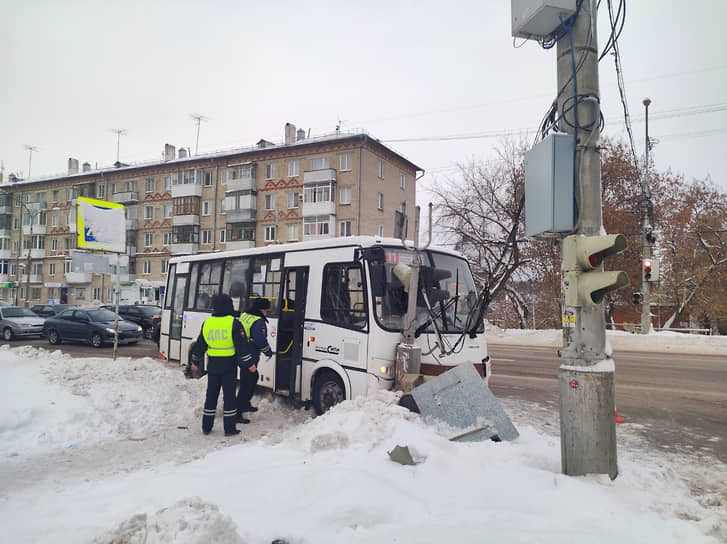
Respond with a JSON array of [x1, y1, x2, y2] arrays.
[[524, 133, 575, 238], [511, 0, 577, 40]]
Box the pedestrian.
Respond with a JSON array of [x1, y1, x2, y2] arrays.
[[237, 298, 274, 423], [190, 293, 248, 436]]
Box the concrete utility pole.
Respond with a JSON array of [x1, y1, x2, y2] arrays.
[[557, 0, 618, 479], [190, 113, 208, 155], [111, 129, 126, 163], [640, 98, 653, 334], [24, 144, 38, 179]]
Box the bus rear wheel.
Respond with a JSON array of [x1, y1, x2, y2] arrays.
[[312, 370, 346, 415]]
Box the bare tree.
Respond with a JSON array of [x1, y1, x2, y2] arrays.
[[429, 141, 531, 327]]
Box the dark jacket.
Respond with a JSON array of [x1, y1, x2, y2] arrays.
[[239, 309, 273, 368]]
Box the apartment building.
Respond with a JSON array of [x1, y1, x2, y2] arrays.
[[0, 124, 422, 306]]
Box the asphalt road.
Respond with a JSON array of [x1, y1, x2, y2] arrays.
[[489, 344, 727, 464]]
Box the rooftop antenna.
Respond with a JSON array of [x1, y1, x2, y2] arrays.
[[110, 128, 126, 163], [190, 113, 208, 155], [23, 144, 38, 178], [335, 117, 348, 135]]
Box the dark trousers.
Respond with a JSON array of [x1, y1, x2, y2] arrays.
[[237, 368, 259, 413], [203, 366, 238, 433]]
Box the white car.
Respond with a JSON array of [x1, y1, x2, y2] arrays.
[[0, 306, 46, 340]]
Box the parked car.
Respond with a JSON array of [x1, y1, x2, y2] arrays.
[[0, 300, 11, 307], [43, 308, 143, 348], [0, 306, 46, 340], [30, 304, 77, 318], [101, 304, 161, 340]]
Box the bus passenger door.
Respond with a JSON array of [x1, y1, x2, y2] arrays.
[[167, 273, 187, 361], [275, 267, 308, 398]]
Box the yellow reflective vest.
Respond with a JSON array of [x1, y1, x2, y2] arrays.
[[239, 312, 262, 339], [202, 315, 236, 357]]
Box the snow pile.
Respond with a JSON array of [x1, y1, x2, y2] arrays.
[[0, 342, 724, 543]]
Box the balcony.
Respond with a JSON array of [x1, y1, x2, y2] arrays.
[[0, 203, 11, 215], [111, 191, 139, 204], [226, 176, 255, 193], [67, 222, 78, 234], [303, 168, 336, 185], [125, 218, 138, 232], [0, 249, 10, 259], [172, 214, 200, 226], [0, 274, 10, 284], [65, 271, 93, 284], [226, 240, 255, 251], [29, 224, 46, 235], [30, 248, 46, 259], [303, 200, 336, 217], [0, 229, 10, 239], [19, 274, 44, 284], [127, 245, 136, 257], [171, 183, 202, 198], [170, 242, 199, 255]]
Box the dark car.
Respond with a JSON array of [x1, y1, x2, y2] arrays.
[[31, 304, 77, 318], [43, 308, 143, 348], [101, 304, 161, 341]]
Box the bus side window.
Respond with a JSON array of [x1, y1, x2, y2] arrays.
[[321, 263, 366, 329]]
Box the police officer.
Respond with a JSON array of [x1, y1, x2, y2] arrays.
[[237, 298, 274, 422], [190, 294, 248, 436]]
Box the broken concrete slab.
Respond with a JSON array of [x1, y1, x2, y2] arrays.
[[402, 363, 519, 442]]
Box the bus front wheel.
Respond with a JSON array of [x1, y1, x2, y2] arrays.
[[312, 370, 345, 415]]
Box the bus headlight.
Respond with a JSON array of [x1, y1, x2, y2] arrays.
[[379, 363, 394, 378]]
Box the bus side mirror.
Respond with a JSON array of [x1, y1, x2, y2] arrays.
[[370, 263, 386, 297]]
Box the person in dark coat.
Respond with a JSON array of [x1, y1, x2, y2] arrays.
[[190, 294, 249, 436], [237, 298, 274, 422]]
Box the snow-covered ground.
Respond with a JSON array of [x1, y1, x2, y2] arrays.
[[0, 328, 725, 543]]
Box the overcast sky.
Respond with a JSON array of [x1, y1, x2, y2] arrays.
[[1, 0, 725, 201]]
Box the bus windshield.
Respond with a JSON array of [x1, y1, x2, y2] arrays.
[[369, 248, 482, 335]]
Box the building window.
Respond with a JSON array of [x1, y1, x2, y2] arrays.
[[163, 204, 172, 218], [339, 220, 352, 237], [265, 164, 275, 180], [107, 287, 114, 301], [31, 287, 41, 300], [173, 196, 201, 215], [161, 260, 168, 274], [143, 260, 151, 275], [219, 229, 226, 244], [111, 183, 117, 195], [144, 232, 153, 247], [66, 188, 74, 201], [12, 218, 19, 230], [287, 223, 299, 242], [64, 260, 72, 273], [163, 231, 172, 246], [48, 262, 56, 276], [265, 194, 275, 210], [32, 262, 43, 275], [12, 241, 19, 253], [303, 215, 330, 236], [378, 160, 384, 179], [339, 186, 352, 205], [125, 180, 137, 192], [51, 239, 58, 251], [204, 171, 213, 186], [400, 173, 406, 190], [220, 199, 226, 214], [164, 175, 172, 191], [52, 190, 59, 203], [146, 178, 155, 193], [264, 225, 276, 242], [145, 206, 154, 220], [97, 184, 106, 198], [377, 225, 384, 237], [93, 287, 101, 301], [51, 214, 58, 227], [202, 200, 211, 216], [287, 192, 300, 209], [47, 287, 55, 299], [288, 160, 299, 177], [340, 152, 352, 171], [202, 229, 212, 244], [377, 192, 384, 210], [311, 157, 329, 170]]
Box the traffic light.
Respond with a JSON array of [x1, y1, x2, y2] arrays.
[[632, 292, 642, 305], [562, 234, 629, 308], [643, 259, 653, 281]]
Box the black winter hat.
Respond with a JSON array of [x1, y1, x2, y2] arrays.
[[212, 294, 235, 316], [250, 298, 271, 312]]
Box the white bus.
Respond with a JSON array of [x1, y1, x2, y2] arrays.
[[159, 236, 490, 414]]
